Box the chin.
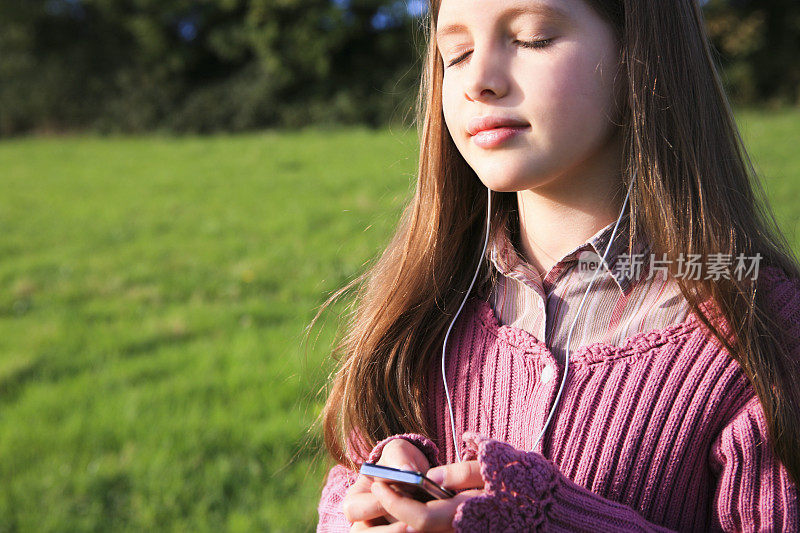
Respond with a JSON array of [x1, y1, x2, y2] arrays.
[[476, 171, 547, 193], [481, 181, 524, 193], [481, 178, 530, 192]]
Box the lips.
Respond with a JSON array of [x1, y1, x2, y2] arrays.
[[467, 115, 529, 136]]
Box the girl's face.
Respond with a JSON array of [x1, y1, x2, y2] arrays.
[[437, 0, 622, 193]]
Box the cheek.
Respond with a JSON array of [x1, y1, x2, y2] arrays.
[[441, 80, 455, 129], [530, 49, 618, 138], [441, 78, 467, 142]]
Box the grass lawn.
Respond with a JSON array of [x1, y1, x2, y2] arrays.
[[0, 108, 798, 531]]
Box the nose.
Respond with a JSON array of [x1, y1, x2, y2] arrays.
[[463, 41, 510, 102]]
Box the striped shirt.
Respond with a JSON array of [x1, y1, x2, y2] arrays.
[[487, 213, 691, 364]]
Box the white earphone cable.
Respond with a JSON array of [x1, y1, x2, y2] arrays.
[[530, 175, 634, 452], [442, 174, 635, 462], [441, 189, 492, 463]]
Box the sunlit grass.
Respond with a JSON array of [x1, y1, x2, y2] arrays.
[[0, 108, 797, 531]]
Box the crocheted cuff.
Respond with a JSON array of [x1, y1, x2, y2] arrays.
[[366, 433, 441, 468], [452, 432, 676, 533], [453, 432, 557, 532]]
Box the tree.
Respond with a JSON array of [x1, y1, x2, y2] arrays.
[[704, 0, 800, 105]]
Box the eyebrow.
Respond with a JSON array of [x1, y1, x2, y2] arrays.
[[436, 4, 571, 40]]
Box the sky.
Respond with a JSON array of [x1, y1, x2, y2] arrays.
[[332, 0, 428, 30]]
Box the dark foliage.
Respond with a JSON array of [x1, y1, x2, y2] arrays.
[[0, 0, 795, 136]]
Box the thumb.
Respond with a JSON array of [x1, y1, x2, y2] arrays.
[[426, 460, 484, 490]]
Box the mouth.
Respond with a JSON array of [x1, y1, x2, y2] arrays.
[[470, 125, 529, 148], [467, 115, 529, 136]]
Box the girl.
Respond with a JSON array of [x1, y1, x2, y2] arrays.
[[312, 0, 800, 530]]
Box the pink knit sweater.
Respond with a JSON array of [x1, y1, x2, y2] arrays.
[[317, 266, 800, 531]]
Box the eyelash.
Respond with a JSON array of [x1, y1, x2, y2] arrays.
[[445, 39, 553, 68]]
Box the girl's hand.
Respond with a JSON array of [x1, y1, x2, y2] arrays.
[[369, 460, 485, 532], [345, 439, 432, 530]]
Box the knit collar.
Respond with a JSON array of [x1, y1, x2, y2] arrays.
[[470, 296, 705, 365]]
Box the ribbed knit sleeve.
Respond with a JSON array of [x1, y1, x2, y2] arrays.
[[710, 396, 799, 531], [316, 433, 441, 532]]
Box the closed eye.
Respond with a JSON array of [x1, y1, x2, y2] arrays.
[[517, 38, 553, 50], [445, 39, 554, 68]]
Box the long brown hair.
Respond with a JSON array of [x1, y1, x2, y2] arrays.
[[306, 0, 800, 483]]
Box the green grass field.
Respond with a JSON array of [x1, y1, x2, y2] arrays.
[[0, 109, 798, 531]]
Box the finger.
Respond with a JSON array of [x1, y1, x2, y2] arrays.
[[370, 481, 428, 522], [400, 490, 484, 531], [350, 474, 373, 492], [371, 484, 485, 532], [372, 522, 407, 532], [350, 516, 396, 529], [365, 516, 395, 526], [452, 489, 485, 502], [372, 481, 464, 532], [426, 460, 484, 490], [343, 492, 388, 523], [345, 475, 372, 503], [377, 440, 430, 471], [351, 521, 408, 533]]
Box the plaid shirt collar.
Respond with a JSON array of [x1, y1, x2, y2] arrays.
[[488, 212, 651, 297]]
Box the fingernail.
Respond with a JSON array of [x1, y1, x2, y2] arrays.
[[406, 527, 418, 533], [401, 463, 416, 472], [426, 467, 444, 485]]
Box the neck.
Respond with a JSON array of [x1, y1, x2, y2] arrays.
[[515, 134, 624, 276]]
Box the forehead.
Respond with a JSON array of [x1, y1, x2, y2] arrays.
[[436, 0, 572, 39]]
